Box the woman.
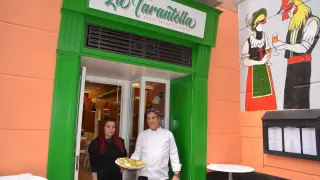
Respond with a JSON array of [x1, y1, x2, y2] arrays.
[[88, 117, 127, 180], [241, 8, 277, 111]]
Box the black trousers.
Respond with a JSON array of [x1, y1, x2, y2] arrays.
[[138, 176, 168, 180], [283, 62, 311, 109], [98, 170, 122, 180]]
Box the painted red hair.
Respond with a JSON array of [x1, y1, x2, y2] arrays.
[[98, 119, 124, 155]]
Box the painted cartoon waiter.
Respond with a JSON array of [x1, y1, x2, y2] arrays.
[[273, 0, 320, 109]]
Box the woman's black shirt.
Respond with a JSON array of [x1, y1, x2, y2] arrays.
[[88, 137, 127, 180]]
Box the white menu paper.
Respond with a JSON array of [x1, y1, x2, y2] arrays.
[[302, 128, 317, 156], [284, 127, 301, 154], [268, 127, 283, 151]]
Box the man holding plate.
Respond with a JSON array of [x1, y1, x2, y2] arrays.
[[131, 108, 181, 180]]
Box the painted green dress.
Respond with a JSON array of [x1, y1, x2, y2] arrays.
[[244, 35, 277, 111]]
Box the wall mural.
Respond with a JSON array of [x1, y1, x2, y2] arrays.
[[239, 0, 320, 111]]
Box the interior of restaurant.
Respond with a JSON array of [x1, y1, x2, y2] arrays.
[[78, 81, 166, 180]]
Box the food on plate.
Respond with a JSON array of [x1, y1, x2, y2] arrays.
[[115, 157, 145, 169]]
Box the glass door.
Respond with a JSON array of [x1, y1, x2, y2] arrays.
[[128, 77, 170, 151], [128, 77, 144, 157], [142, 78, 170, 130], [125, 78, 143, 180], [74, 67, 87, 180], [126, 77, 170, 180]]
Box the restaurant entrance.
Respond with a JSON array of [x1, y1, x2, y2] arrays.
[[47, 1, 219, 179], [74, 57, 188, 180]]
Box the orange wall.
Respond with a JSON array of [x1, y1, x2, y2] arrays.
[[207, 7, 241, 165], [0, 0, 61, 176], [240, 112, 320, 180]]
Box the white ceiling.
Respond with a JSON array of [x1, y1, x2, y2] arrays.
[[81, 57, 187, 81]]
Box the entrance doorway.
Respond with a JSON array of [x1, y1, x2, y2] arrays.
[[77, 80, 125, 180], [74, 57, 187, 180]]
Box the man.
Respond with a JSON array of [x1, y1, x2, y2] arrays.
[[131, 108, 181, 180], [273, 0, 320, 109]]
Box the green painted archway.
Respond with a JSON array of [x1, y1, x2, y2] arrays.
[[47, 0, 221, 180]]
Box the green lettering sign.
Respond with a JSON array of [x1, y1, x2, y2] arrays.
[[105, 0, 198, 29]]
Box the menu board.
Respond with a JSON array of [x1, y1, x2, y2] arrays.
[[284, 127, 301, 154], [268, 127, 283, 151], [262, 110, 320, 162], [302, 128, 317, 156], [265, 126, 318, 157]]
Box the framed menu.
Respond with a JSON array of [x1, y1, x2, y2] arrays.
[[267, 127, 283, 152], [284, 127, 301, 154], [262, 110, 320, 162], [302, 128, 317, 156]]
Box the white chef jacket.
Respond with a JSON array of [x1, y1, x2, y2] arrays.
[[131, 127, 182, 180]]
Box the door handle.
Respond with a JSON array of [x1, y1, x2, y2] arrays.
[[76, 155, 79, 171]]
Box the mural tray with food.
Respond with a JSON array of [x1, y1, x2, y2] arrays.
[[115, 158, 146, 170]]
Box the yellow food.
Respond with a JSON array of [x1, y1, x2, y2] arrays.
[[115, 158, 145, 169]]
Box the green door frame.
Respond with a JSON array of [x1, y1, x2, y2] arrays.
[[47, 1, 221, 180]]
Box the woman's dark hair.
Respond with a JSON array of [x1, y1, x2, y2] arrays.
[[98, 117, 124, 155]]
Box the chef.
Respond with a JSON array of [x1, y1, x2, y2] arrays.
[[131, 108, 181, 180]]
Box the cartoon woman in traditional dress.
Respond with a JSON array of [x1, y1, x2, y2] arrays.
[[241, 8, 277, 111]]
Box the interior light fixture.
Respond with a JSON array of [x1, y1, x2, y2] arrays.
[[152, 92, 164, 105], [104, 102, 110, 110]]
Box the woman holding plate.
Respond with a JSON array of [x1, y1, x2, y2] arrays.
[[88, 116, 127, 180]]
